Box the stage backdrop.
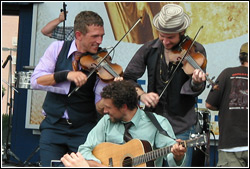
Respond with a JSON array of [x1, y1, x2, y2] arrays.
[[26, 2, 248, 134]]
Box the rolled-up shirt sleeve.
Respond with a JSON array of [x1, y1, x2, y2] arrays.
[[31, 41, 71, 94], [94, 78, 109, 104]]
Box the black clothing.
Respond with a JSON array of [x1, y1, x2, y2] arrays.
[[124, 38, 206, 134], [206, 66, 248, 149]]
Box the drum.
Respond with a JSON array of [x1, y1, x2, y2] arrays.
[[15, 71, 33, 89]]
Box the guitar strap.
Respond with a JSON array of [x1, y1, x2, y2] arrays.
[[144, 110, 176, 140]]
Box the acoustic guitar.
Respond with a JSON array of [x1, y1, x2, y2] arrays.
[[92, 134, 207, 167]]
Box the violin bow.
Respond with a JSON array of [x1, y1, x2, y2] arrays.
[[60, 2, 67, 41], [159, 26, 204, 99], [68, 17, 142, 97]]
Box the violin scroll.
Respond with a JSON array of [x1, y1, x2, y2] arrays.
[[207, 76, 219, 91]]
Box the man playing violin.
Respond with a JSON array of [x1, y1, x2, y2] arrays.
[[124, 4, 207, 167], [31, 11, 115, 166]]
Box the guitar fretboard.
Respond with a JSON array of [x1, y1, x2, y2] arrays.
[[134, 145, 172, 166]]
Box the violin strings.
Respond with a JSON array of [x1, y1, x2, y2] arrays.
[[185, 55, 203, 71], [185, 55, 215, 86], [102, 61, 119, 77]]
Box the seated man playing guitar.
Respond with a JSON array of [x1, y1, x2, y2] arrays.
[[63, 81, 191, 167]]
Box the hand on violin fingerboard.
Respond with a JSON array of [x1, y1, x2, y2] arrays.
[[67, 71, 88, 87], [192, 69, 206, 84]]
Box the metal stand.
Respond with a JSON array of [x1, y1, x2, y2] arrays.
[[192, 109, 211, 167], [2, 52, 22, 165], [22, 146, 40, 166], [202, 110, 211, 167]]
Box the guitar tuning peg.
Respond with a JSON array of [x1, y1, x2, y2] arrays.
[[189, 133, 197, 139]]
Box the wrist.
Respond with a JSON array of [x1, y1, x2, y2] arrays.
[[174, 155, 184, 166], [54, 71, 70, 83], [191, 80, 203, 91], [138, 93, 146, 101], [57, 17, 64, 23]]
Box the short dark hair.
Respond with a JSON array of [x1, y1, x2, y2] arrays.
[[239, 52, 248, 64], [74, 11, 103, 35], [101, 81, 138, 110]]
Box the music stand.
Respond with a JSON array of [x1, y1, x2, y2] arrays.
[[2, 47, 22, 165]]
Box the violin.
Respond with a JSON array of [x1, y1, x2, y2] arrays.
[[169, 36, 219, 90], [68, 17, 142, 97], [80, 48, 123, 82]]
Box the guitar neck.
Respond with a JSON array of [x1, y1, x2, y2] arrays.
[[132, 141, 186, 166]]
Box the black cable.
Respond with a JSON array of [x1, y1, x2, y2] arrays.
[[210, 130, 217, 166]]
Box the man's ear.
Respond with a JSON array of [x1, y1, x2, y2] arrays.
[[180, 30, 186, 36], [75, 31, 82, 40], [121, 104, 128, 111]]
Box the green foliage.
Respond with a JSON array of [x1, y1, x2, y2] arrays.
[[2, 85, 6, 97], [2, 114, 9, 146]]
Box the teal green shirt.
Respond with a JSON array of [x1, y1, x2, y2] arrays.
[[78, 108, 185, 167]]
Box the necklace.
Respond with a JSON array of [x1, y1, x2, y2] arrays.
[[159, 50, 176, 84]]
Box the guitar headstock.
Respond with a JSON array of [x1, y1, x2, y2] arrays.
[[185, 134, 207, 148]]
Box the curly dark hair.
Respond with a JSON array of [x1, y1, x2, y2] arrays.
[[101, 81, 138, 110]]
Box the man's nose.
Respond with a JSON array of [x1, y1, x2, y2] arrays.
[[96, 36, 103, 44], [162, 38, 170, 45]]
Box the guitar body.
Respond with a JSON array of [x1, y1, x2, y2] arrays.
[[92, 134, 207, 167], [92, 139, 154, 167]]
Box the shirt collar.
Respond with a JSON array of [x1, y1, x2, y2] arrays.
[[152, 38, 162, 49], [128, 107, 143, 129], [67, 40, 77, 58]]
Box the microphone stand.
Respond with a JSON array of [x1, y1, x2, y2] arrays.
[[60, 2, 67, 41], [2, 79, 19, 94], [2, 51, 22, 165], [202, 110, 211, 167]]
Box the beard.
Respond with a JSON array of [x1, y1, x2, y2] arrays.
[[109, 116, 122, 123], [170, 35, 186, 51]]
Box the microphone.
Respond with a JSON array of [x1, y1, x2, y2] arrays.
[[2, 55, 12, 68]]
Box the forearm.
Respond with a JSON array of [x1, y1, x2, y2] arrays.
[[37, 74, 56, 86], [205, 102, 218, 111], [136, 87, 145, 97], [41, 18, 62, 37], [96, 99, 105, 115], [37, 70, 70, 86]]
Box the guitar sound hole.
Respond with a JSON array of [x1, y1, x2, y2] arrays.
[[122, 157, 132, 167]]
